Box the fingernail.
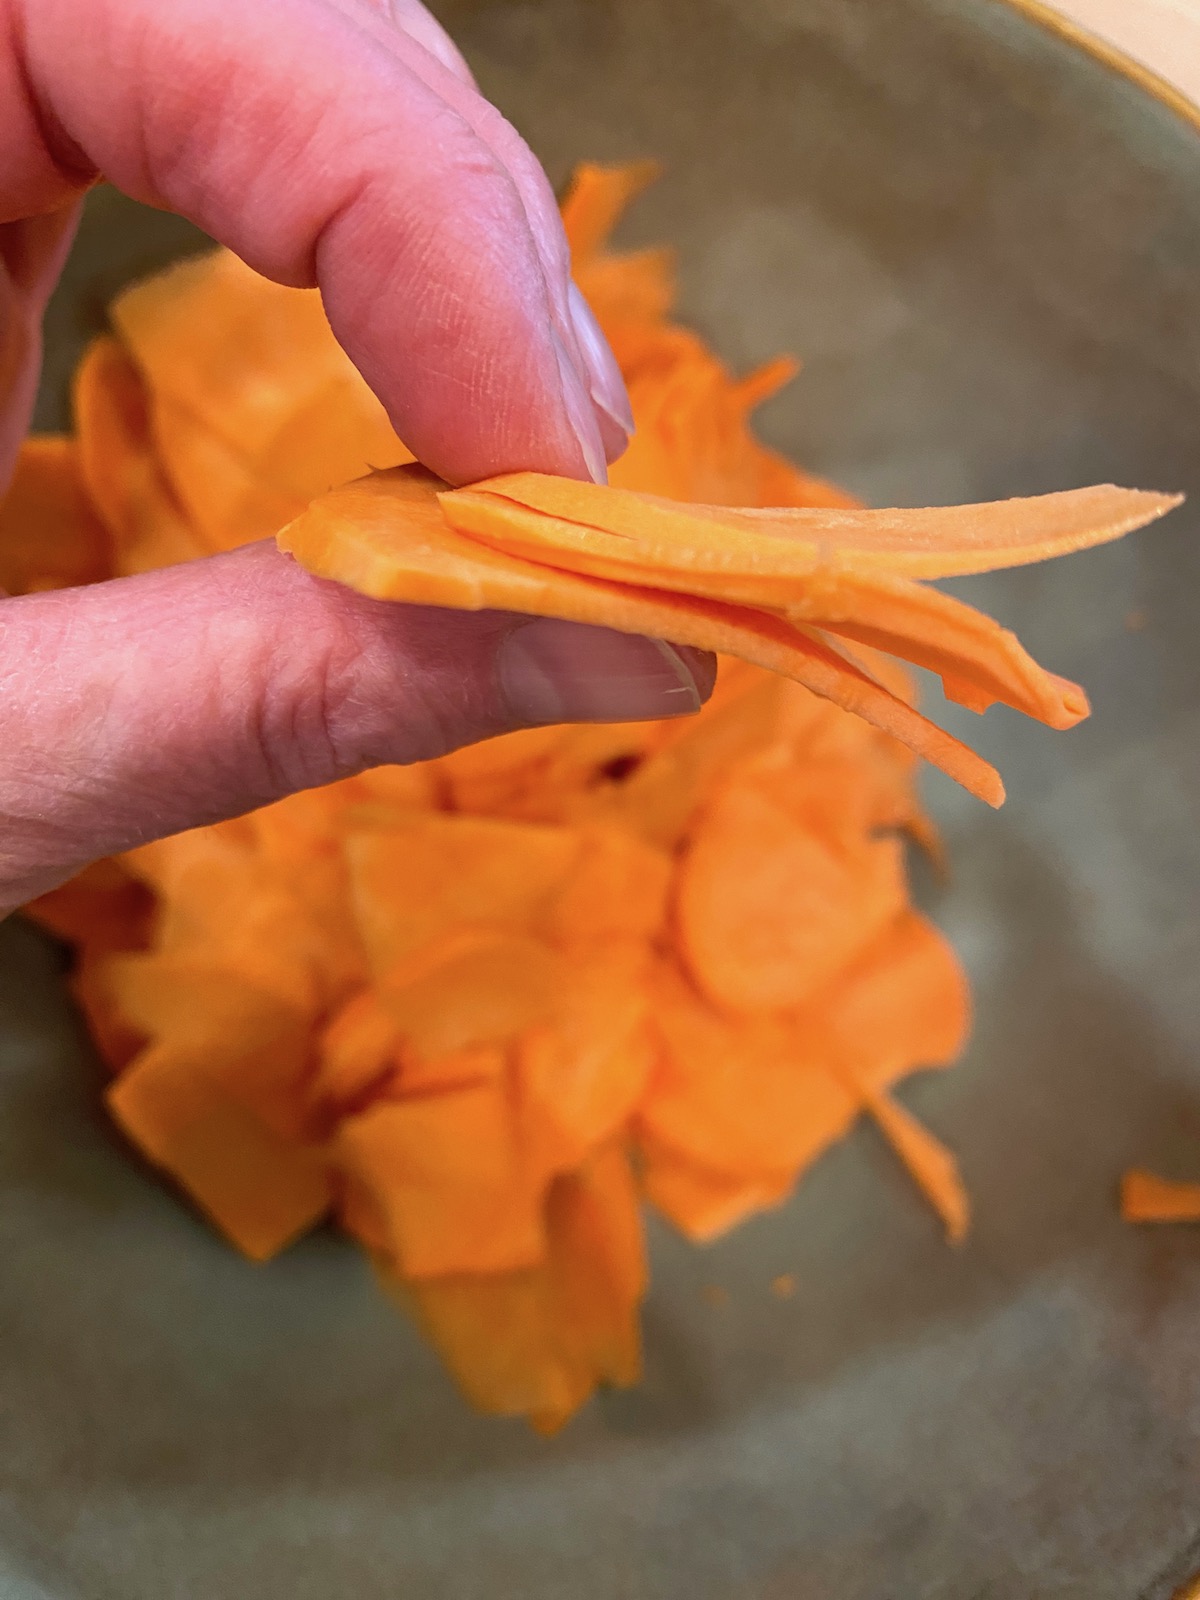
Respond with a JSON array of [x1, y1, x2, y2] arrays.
[[551, 331, 608, 485], [498, 618, 708, 725], [568, 282, 635, 458]]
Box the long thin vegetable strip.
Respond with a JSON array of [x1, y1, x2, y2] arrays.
[[850, 1076, 970, 1244], [441, 487, 1096, 728], [561, 160, 665, 270], [279, 467, 1006, 804], [454, 473, 1180, 580], [1120, 1170, 1200, 1223]]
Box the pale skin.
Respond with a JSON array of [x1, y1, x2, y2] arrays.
[[0, 0, 715, 916]]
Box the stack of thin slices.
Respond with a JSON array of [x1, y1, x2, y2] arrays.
[[2, 164, 1192, 1430]]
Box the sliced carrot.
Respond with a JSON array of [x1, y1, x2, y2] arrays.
[[32, 155, 1145, 1435], [851, 1077, 970, 1243], [517, 946, 655, 1172], [676, 761, 909, 1012], [597, 670, 789, 848], [373, 932, 563, 1062], [403, 1143, 644, 1430], [638, 1132, 794, 1242], [506, 722, 678, 824], [342, 811, 581, 975], [1120, 1169, 1200, 1223], [334, 1075, 547, 1278], [313, 988, 403, 1119], [102, 951, 317, 1142], [112, 249, 409, 490], [147, 398, 304, 550], [537, 1141, 646, 1407], [70, 950, 152, 1074], [124, 846, 332, 1016], [441, 478, 1170, 727], [72, 336, 209, 573], [641, 909, 967, 1194], [0, 435, 112, 594], [561, 160, 664, 266], [107, 1042, 330, 1261], [22, 858, 155, 954], [454, 472, 1180, 580], [429, 725, 565, 815], [821, 912, 971, 1082], [280, 468, 1004, 804], [547, 827, 672, 948], [637, 963, 864, 1180], [399, 1263, 583, 1425]]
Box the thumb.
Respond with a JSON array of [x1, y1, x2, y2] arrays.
[[0, 544, 714, 913]]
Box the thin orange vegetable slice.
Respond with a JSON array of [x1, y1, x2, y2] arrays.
[[107, 1043, 330, 1261], [561, 160, 664, 266], [375, 932, 563, 1062], [403, 1144, 644, 1431], [72, 336, 209, 573], [452, 472, 1180, 581], [547, 827, 672, 948], [676, 761, 909, 1013], [111, 249, 408, 490], [1120, 1169, 1200, 1223], [638, 965, 865, 1181], [22, 858, 154, 955], [342, 810, 581, 975], [147, 399, 304, 550], [280, 467, 1004, 803], [101, 951, 317, 1142], [334, 1074, 547, 1278], [638, 1132, 794, 1242], [517, 945, 655, 1172], [0, 436, 111, 594], [849, 1075, 970, 1243]]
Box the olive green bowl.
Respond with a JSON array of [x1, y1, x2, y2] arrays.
[[5, 1, 1200, 1594]]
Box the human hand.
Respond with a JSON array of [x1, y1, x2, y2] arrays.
[[0, 0, 714, 915]]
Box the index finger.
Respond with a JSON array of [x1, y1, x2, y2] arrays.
[[1, 0, 625, 485]]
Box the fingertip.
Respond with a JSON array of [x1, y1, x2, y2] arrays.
[[567, 282, 634, 462], [495, 619, 715, 727]]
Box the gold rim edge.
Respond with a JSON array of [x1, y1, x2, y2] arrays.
[[999, 0, 1200, 139]]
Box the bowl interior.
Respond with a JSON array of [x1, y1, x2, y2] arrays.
[[5, 1, 1200, 1594]]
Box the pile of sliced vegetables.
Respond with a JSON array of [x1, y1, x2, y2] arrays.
[[5, 164, 1189, 1430]]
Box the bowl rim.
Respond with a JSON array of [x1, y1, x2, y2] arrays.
[[1003, 0, 1200, 140]]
